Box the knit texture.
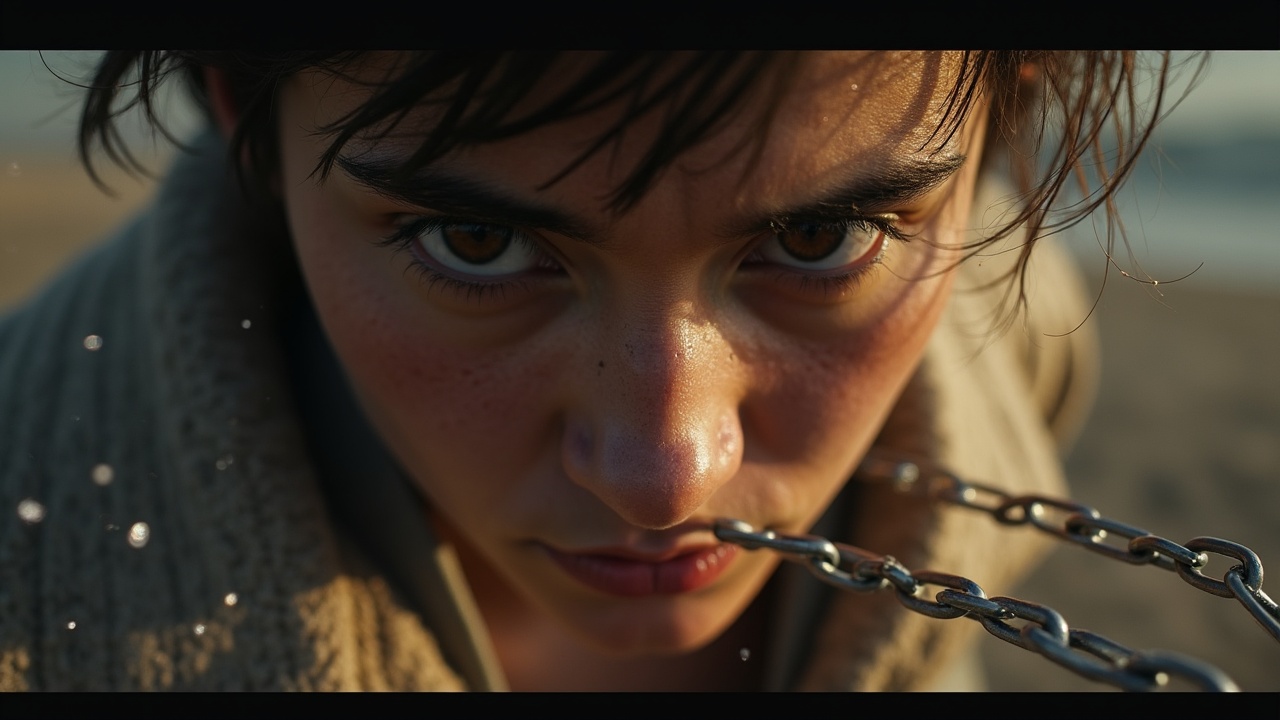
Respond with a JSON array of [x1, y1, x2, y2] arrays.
[[0, 139, 463, 690], [0, 131, 1096, 690]]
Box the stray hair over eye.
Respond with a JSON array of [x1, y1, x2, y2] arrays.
[[75, 50, 1209, 328]]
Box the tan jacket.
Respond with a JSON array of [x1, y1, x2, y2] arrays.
[[0, 132, 1097, 691]]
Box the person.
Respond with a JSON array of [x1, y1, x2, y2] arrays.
[[0, 51, 1194, 691]]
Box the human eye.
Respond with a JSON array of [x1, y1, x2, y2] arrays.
[[380, 216, 560, 292], [743, 214, 903, 292]]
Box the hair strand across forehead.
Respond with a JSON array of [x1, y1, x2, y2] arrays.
[[76, 50, 1207, 326]]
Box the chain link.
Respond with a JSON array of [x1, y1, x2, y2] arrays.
[[712, 451, 1278, 692]]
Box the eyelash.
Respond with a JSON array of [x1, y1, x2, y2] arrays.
[[378, 216, 554, 300], [377, 214, 910, 299], [755, 215, 909, 297]]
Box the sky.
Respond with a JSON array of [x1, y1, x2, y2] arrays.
[[1154, 51, 1280, 141]]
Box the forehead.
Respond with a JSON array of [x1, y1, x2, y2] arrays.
[[721, 52, 969, 198], [288, 52, 974, 208]]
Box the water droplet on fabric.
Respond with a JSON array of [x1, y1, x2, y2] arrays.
[[83, 335, 103, 351], [91, 463, 114, 486], [17, 498, 46, 524], [66, 621, 76, 630], [224, 593, 238, 607], [127, 522, 150, 548], [193, 623, 206, 636], [240, 319, 252, 329]]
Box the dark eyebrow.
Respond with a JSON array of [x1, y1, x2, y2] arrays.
[[720, 153, 968, 236], [335, 156, 600, 243]]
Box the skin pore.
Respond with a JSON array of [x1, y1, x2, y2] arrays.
[[260, 52, 989, 690]]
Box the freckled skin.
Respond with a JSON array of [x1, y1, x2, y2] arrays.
[[275, 52, 987, 685]]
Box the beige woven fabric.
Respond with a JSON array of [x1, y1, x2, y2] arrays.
[[0, 132, 1096, 691]]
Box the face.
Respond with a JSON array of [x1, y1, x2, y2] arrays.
[[275, 52, 987, 656]]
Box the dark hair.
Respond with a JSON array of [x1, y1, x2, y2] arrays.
[[76, 51, 1207, 320]]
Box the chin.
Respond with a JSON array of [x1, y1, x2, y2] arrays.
[[576, 616, 732, 657], [560, 589, 747, 657]]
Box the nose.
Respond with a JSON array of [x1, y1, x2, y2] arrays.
[[561, 310, 744, 530]]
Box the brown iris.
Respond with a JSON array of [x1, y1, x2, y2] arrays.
[[777, 224, 844, 262], [441, 224, 512, 265]]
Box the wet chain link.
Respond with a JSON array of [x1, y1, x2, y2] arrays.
[[713, 452, 1279, 692]]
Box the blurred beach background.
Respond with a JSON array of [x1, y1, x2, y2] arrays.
[[2, 51, 1277, 691]]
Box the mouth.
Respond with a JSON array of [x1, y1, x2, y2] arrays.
[[543, 542, 740, 597]]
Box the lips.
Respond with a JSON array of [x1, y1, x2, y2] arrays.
[[544, 543, 740, 597]]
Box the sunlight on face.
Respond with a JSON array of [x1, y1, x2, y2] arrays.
[[275, 52, 987, 669]]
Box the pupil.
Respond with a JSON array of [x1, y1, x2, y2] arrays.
[[443, 225, 512, 264], [780, 225, 842, 262]]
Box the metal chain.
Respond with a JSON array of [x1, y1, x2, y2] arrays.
[[713, 451, 1279, 692], [856, 452, 1280, 643]]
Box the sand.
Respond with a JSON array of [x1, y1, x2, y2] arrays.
[[3, 160, 1277, 691], [979, 275, 1280, 691], [1, 156, 159, 310]]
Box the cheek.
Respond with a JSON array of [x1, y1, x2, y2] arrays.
[[734, 259, 954, 522], [282, 180, 562, 506], [316, 276, 555, 464], [316, 278, 569, 518], [814, 248, 954, 417]]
